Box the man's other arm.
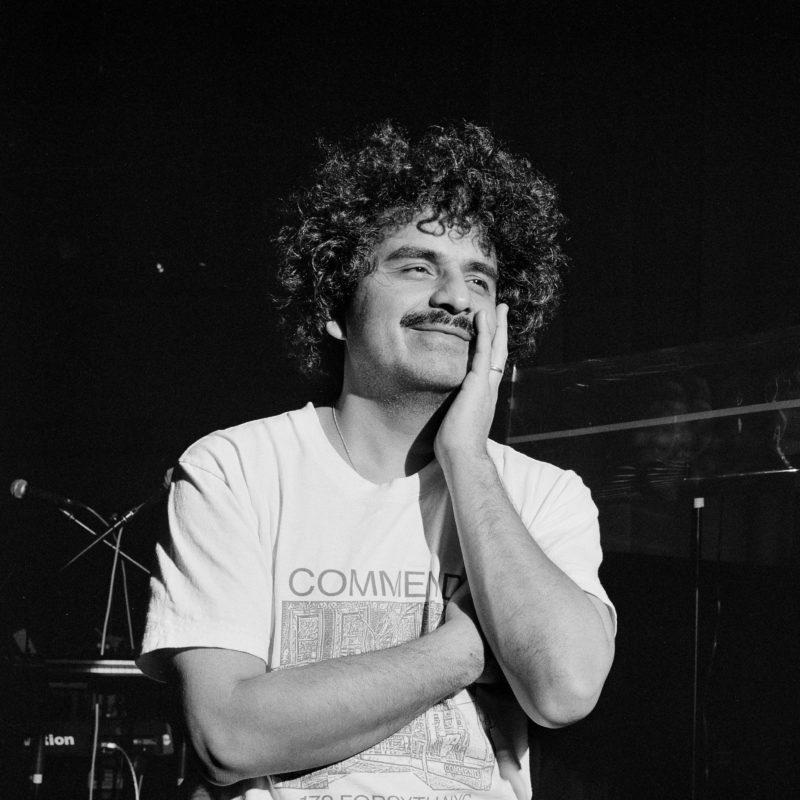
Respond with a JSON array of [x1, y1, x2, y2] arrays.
[[172, 593, 484, 785], [435, 306, 614, 728], [439, 454, 614, 728]]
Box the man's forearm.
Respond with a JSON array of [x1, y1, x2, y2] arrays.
[[439, 451, 614, 728], [176, 615, 483, 785]]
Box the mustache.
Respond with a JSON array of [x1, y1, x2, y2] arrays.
[[400, 310, 475, 336]]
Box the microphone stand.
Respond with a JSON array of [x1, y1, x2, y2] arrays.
[[683, 467, 799, 800], [56, 485, 167, 655], [59, 470, 170, 575], [13, 482, 163, 799], [58, 511, 150, 575], [55, 504, 147, 656], [58, 508, 150, 575]]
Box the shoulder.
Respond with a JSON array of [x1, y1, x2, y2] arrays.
[[487, 439, 588, 494], [177, 404, 317, 481], [486, 439, 596, 520]]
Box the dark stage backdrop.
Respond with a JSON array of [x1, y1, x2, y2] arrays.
[[2, 2, 799, 798]]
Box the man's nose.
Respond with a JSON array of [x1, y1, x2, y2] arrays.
[[430, 272, 471, 315]]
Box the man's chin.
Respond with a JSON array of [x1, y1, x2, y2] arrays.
[[402, 364, 467, 394]]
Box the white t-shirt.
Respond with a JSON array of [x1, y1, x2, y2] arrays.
[[139, 404, 613, 800]]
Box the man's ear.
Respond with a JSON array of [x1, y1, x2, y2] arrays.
[[325, 319, 346, 341]]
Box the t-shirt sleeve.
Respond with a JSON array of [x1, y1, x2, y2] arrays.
[[137, 443, 272, 681], [500, 450, 616, 633]]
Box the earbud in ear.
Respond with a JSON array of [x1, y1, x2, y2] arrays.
[[325, 319, 346, 341]]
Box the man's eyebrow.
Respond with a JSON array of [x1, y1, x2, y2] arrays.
[[383, 245, 441, 264], [466, 259, 499, 282], [384, 245, 498, 282]]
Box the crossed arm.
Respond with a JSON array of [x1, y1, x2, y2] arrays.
[[172, 597, 484, 785], [172, 305, 614, 785]]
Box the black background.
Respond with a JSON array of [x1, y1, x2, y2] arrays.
[[2, 1, 799, 797]]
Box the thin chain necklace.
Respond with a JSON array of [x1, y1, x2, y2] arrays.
[[331, 406, 357, 471]]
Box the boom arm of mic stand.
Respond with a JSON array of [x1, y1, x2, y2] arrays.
[[57, 509, 150, 575]]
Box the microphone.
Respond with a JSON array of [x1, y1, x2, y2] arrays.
[[10, 479, 82, 509]]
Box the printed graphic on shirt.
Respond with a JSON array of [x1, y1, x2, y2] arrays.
[[274, 600, 495, 791]]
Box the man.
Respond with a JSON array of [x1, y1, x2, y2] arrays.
[[138, 121, 615, 799]]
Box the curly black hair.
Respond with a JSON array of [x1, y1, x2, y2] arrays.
[[274, 120, 568, 376]]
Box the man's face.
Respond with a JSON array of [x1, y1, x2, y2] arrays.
[[334, 216, 499, 395]]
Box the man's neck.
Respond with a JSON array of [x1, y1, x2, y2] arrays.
[[322, 390, 452, 483]]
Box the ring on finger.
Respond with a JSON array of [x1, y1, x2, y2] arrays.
[[490, 365, 505, 374]]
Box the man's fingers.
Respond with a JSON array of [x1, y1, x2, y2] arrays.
[[488, 304, 509, 385], [470, 309, 492, 375]]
